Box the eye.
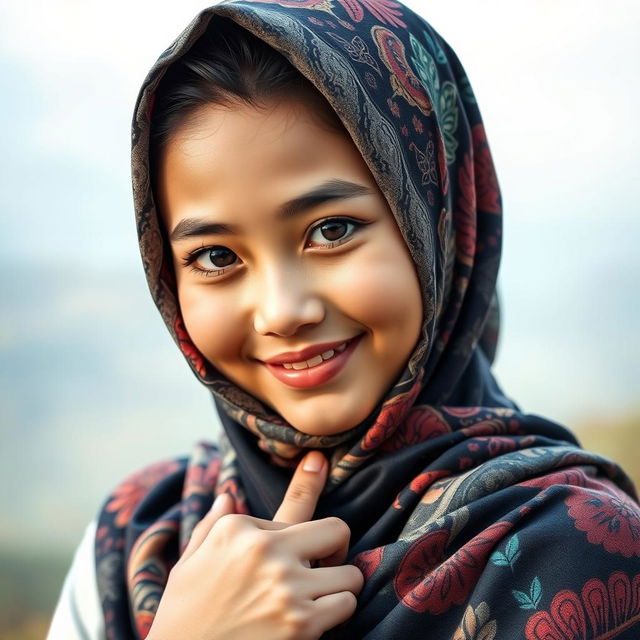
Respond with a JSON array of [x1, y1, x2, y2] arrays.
[[306, 217, 362, 248], [182, 245, 240, 277]]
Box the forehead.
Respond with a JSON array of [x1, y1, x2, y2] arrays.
[[156, 98, 381, 226]]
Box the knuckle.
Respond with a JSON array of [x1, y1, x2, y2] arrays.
[[349, 565, 365, 591], [269, 560, 292, 583], [282, 607, 312, 639], [245, 529, 273, 558], [213, 512, 243, 535], [273, 584, 297, 609], [327, 516, 350, 540], [286, 482, 316, 503], [339, 590, 358, 613]]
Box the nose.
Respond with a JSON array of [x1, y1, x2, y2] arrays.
[[252, 263, 325, 337]]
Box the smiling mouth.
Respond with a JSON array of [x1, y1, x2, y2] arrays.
[[262, 334, 363, 389], [279, 340, 350, 370]]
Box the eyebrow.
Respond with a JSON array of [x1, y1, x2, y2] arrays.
[[168, 178, 374, 242]]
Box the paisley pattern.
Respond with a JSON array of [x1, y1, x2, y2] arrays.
[[93, 0, 640, 638]]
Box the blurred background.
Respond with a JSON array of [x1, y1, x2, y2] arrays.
[[1, 0, 638, 637]]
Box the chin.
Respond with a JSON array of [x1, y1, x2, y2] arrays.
[[279, 396, 375, 436]]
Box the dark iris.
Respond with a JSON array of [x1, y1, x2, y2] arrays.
[[208, 247, 236, 268], [319, 220, 348, 241]]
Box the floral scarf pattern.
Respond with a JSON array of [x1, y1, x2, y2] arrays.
[[95, 0, 640, 638]]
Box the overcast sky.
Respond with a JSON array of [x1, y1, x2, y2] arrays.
[[1, 0, 639, 550]]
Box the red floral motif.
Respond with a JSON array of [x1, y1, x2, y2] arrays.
[[250, 0, 327, 6], [372, 26, 434, 116], [468, 436, 517, 458], [453, 152, 477, 267], [565, 487, 640, 558], [471, 124, 501, 215], [460, 418, 523, 438], [174, 315, 207, 378], [442, 407, 483, 419], [353, 546, 384, 580], [410, 470, 450, 496], [105, 460, 182, 528], [395, 520, 513, 614], [344, 0, 406, 27], [393, 470, 450, 509], [519, 467, 605, 491], [387, 97, 401, 117], [525, 571, 640, 640], [360, 380, 421, 451], [381, 405, 450, 453]]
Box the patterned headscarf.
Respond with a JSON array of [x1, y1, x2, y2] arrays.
[[95, 1, 640, 638]]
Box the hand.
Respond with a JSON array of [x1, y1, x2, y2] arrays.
[[147, 451, 364, 640]]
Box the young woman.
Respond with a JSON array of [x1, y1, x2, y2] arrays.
[[48, 1, 640, 638]]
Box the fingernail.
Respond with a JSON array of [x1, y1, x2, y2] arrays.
[[303, 451, 326, 473]]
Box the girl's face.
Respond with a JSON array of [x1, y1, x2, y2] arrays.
[[157, 98, 423, 435]]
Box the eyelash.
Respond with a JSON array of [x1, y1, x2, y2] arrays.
[[181, 216, 365, 278]]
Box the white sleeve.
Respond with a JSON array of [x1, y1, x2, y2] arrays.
[[46, 519, 106, 640]]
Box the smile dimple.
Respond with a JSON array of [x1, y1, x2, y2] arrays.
[[281, 341, 349, 370]]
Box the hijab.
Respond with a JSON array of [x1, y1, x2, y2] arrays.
[[95, 1, 640, 638]]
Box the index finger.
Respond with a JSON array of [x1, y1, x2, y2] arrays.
[[272, 450, 328, 524]]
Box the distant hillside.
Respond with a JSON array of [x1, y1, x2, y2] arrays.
[[575, 409, 640, 490]]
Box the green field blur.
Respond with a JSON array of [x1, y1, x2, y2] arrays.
[[2, 413, 638, 639]]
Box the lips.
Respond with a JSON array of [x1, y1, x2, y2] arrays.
[[262, 334, 363, 389], [263, 338, 354, 365]]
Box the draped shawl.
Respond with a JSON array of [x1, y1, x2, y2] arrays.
[[95, 1, 640, 638]]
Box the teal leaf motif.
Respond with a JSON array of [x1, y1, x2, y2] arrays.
[[505, 534, 520, 561], [512, 577, 542, 610], [491, 534, 520, 570], [512, 590, 536, 609], [531, 576, 542, 608], [439, 82, 459, 165], [422, 29, 447, 64], [490, 551, 510, 566], [408, 37, 459, 165], [409, 33, 439, 104]]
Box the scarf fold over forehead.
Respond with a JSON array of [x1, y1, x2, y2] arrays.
[[95, 1, 640, 638]]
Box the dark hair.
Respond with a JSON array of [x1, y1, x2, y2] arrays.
[[150, 17, 344, 164]]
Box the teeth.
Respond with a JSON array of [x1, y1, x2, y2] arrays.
[[279, 341, 349, 370], [306, 355, 324, 367]]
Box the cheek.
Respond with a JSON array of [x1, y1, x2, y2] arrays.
[[177, 283, 244, 362], [327, 242, 422, 337]]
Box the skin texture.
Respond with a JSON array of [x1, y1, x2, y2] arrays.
[[157, 98, 423, 435], [148, 452, 365, 640]]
